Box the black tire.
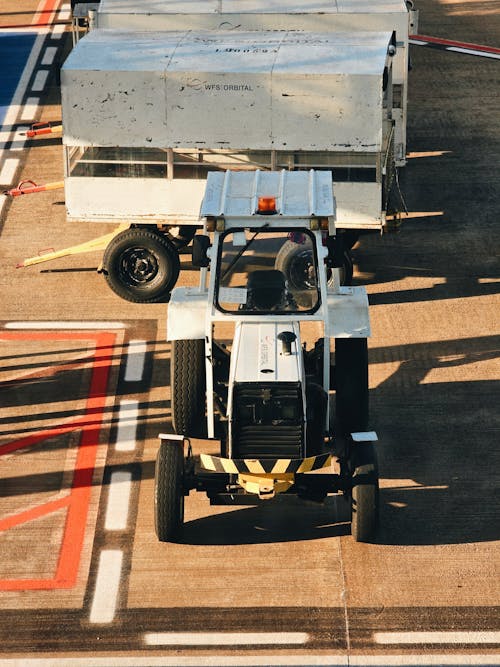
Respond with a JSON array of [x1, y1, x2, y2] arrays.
[[102, 228, 180, 303], [163, 225, 198, 250], [171, 339, 206, 437], [275, 240, 353, 289], [351, 441, 379, 542], [154, 441, 184, 542], [334, 338, 369, 437]]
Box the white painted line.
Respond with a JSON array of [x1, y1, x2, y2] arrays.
[[0, 655, 499, 666], [58, 5, 71, 20], [124, 339, 147, 382], [51, 23, 66, 37], [374, 631, 500, 644], [104, 471, 132, 531], [41, 46, 57, 66], [4, 321, 126, 329], [20, 97, 40, 122], [144, 632, 309, 646], [115, 399, 139, 452], [0, 159, 19, 186], [446, 46, 500, 59], [409, 39, 429, 45], [32, 70, 49, 92], [89, 550, 123, 624], [10, 126, 29, 152], [0, 194, 8, 219]]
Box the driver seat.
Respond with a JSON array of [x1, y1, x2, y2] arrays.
[[246, 270, 286, 310]]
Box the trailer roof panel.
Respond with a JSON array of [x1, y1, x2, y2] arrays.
[[99, 0, 407, 14], [63, 29, 392, 76]]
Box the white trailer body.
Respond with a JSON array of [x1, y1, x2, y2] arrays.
[[94, 0, 415, 163], [62, 28, 395, 230]]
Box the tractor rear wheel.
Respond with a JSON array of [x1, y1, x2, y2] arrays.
[[334, 337, 369, 437], [171, 339, 206, 437], [103, 228, 180, 303], [154, 441, 184, 542], [275, 240, 353, 289], [351, 441, 379, 542]]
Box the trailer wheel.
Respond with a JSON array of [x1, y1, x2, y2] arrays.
[[334, 338, 369, 436], [164, 225, 198, 250], [275, 240, 353, 289], [154, 441, 184, 542], [351, 441, 379, 542], [171, 339, 206, 437], [103, 228, 180, 303]]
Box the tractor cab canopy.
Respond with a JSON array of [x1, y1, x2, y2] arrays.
[[201, 169, 334, 315]]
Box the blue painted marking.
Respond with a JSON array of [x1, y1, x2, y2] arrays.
[[0, 33, 37, 126]]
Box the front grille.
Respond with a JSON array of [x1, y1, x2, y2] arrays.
[[231, 382, 304, 459]]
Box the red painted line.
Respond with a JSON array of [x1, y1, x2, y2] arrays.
[[0, 331, 117, 591], [33, 0, 60, 27], [411, 34, 500, 55], [0, 496, 70, 532]]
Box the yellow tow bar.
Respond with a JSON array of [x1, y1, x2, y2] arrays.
[[16, 224, 129, 269]]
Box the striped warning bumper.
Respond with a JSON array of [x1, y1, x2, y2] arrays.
[[199, 452, 332, 475]]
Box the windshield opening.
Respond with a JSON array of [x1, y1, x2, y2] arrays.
[[215, 229, 321, 314]]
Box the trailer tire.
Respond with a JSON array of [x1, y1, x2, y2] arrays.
[[171, 339, 207, 437], [334, 337, 369, 436], [351, 441, 379, 542], [103, 228, 180, 303], [154, 441, 184, 542], [275, 240, 353, 289]]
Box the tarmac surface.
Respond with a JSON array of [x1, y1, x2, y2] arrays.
[[0, 0, 499, 665]]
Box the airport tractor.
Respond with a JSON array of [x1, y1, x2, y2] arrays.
[[155, 168, 380, 542], [19, 0, 417, 302]]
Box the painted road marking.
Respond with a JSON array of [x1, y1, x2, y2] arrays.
[[33, 0, 61, 28], [58, 4, 71, 21], [144, 632, 309, 646], [1, 655, 499, 666], [89, 550, 123, 624], [410, 34, 500, 59], [374, 631, 500, 644], [104, 471, 132, 531], [32, 69, 49, 92], [0, 33, 37, 127], [447, 46, 500, 60], [41, 45, 57, 65], [0, 159, 19, 185], [10, 126, 28, 152], [4, 321, 126, 329], [115, 400, 139, 452], [19, 96, 40, 121], [51, 23, 66, 37], [124, 339, 147, 382], [0, 330, 116, 590]]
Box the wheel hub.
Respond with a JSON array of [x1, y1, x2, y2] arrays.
[[121, 247, 158, 285]]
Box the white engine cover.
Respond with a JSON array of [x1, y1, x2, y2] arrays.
[[230, 321, 303, 384]]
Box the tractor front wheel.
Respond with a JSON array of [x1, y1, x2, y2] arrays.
[[154, 441, 185, 542], [351, 441, 379, 542]]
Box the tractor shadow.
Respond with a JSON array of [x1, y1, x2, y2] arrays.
[[181, 494, 351, 545]]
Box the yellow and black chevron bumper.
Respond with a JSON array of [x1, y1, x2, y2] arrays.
[[200, 453, 333, 498], [199, 452, 332, 475]]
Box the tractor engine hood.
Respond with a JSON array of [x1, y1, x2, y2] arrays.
[[229, 321, 303, 385]]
